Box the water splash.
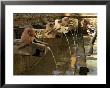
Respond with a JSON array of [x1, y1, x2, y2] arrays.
[[64, 33, 71, 56]]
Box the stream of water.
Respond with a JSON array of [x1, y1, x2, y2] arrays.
[[64, 33, 72, 56], [48, 46, 57, 69]]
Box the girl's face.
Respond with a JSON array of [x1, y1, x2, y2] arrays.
[[27, 28, 35, 37]]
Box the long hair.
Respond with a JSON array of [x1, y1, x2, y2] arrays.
[[21, 25, 35, 44]]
